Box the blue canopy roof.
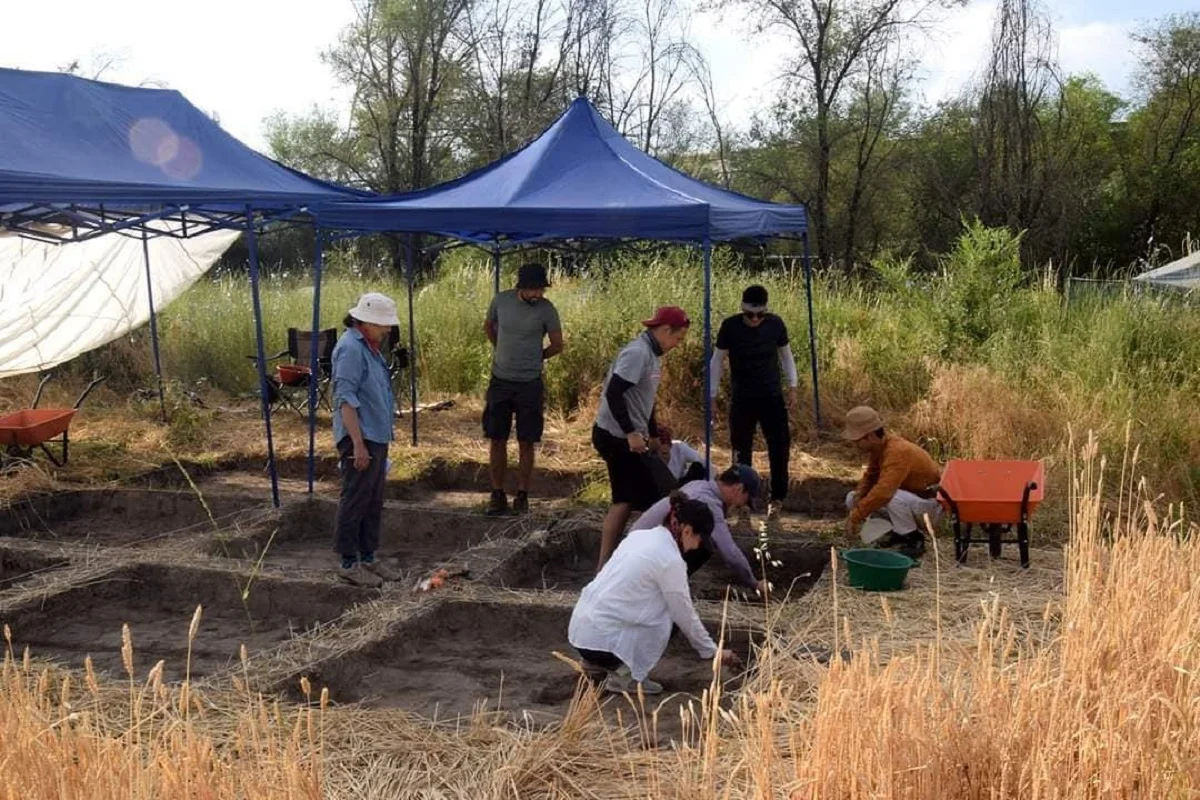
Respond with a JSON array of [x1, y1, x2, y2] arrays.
[[0, 68, 364, 239], [318, 98, 806, 243]]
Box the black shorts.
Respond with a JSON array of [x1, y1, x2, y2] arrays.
[[483, 376, 544, 442], [591, 426, 668, 511]]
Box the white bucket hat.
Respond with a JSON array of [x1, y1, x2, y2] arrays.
[[348, 292, 401, 327]]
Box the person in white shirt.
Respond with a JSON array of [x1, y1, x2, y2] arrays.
[[652, 430, 715, 486], [568, 492, 742, 695]]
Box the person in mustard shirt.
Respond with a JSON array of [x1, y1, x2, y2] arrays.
[[843, 406, 941, 559]]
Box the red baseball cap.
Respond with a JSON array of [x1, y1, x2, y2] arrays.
[[641, 306, 690, 328]]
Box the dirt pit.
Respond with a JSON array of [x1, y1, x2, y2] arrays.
[[386, 457, 590, 503], [0, 563, 364, 682], [783, 476, 858, 515], [493, 527, 829, 602], [0, 547, 68, 593], [209, 496, 519, 582], [0, 488, 268, 548], [290, 599, 758, 744]]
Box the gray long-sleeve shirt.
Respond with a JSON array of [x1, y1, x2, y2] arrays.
[[629, 480, 758, 590]]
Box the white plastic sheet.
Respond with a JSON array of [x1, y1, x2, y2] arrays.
[[0, 226, 239, 377], [1134, 251, 1200, 291]]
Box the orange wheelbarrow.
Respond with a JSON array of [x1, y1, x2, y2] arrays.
[[937, 459, 1044, 568], [0, 374, 106, 468]]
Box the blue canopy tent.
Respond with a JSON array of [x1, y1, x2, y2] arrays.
[[0, 68, 369, 506], [317, 97, 818, 471]]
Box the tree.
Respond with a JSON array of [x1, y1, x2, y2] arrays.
[[720, 0, 960, 265]]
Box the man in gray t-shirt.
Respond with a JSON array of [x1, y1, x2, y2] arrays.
[[483, 263, 563, 516], [592, 305, 691, 568]]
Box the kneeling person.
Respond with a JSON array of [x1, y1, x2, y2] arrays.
[[843, 406, 942, 559], [630, 465, 766, 595], [568, 493, 741, 695]]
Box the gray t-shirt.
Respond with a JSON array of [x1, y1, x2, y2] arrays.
[[487, 290, 562, 383], [595, 332, 661, 438]]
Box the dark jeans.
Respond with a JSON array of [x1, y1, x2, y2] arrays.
[[334, 436, 389, 559], [576, 647, 623, 672], [730, 393, 791, 502]]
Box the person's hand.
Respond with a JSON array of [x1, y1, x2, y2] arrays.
[[718, 648, 742, 668], [755, 579, 771, 597], [845, 517, 859, 539], [627, 432, 648, 453], [352, 440, 371, 471]]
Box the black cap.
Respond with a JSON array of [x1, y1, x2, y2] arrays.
[[516, 263, 551, 289]]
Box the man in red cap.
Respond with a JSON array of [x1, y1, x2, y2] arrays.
[[592, 306, 690, 568]]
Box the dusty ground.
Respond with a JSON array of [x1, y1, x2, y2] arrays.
[[0, 393, 1053, 750]]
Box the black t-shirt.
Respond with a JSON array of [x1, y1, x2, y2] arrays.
[[715, 313, 789, 399]]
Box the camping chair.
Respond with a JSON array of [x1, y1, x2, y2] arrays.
[[247, 328, 337, 417], [384, 325, 410, 411]]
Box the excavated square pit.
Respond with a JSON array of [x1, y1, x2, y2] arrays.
[[0, 488, 267, 548], [209, 497, 518, 583], [0, 547, 68, 594], [289, 599, 758, 740], [0, 563, 364, 682], [493, 526, 829, 602]]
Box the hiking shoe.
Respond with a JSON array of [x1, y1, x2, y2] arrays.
[[339, 564, 383, 588], [512, 490, 529, 514], [877, 531, 905, 549], [362, 559, 401, 582], [485, 489, 509, 517], [897, 534, 926, 561], [603, 670, 663, 696]]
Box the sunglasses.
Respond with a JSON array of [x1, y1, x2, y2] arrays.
[[743, 310, 767, 320]]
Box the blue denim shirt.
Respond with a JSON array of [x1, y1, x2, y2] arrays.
[[332, 328, 395, 445]]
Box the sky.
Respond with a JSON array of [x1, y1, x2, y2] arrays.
[[2, 0, 1196, 154]]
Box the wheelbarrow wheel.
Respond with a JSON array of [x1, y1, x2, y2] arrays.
[[987, 524, 1004, 559]]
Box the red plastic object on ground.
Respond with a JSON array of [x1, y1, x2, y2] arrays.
[[0, 408, 77, 448], [937, 459, 1045, 568], [276, 363, 312, 385]]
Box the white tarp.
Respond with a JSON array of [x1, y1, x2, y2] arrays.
[[1133, 251, 1200, 291], [0, 226, 239, 377]]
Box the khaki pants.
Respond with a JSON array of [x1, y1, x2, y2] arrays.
[[846, 490, 942, 535]]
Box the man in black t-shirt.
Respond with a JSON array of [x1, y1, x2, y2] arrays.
[[708, 285, 799, 523]]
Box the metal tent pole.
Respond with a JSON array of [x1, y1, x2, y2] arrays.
[[141, 231, 167, 422], [247, 217, 281, 508], [492, 247, 501, 295], [802, 232, 822, 430], [406, 235, 419, 446], [702, 238, 713, 473], [307, 226, 325, 494]]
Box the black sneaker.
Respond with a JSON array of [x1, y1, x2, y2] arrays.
[[512, 490, 529, 514], [485, 489, 509, 516], [897, 534, 926, 561], [877, 531, 905, 549]]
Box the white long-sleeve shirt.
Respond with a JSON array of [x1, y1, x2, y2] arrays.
[[568, 525, 718, 681]]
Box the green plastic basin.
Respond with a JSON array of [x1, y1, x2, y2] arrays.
[[840, 548, 915, 592]]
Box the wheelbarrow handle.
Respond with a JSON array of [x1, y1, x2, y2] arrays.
[[74, 375, 107, 409], [31, 373, 54, 409]]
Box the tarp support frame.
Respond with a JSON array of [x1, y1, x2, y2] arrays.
[[140, 230, 167, 423], [247, 215, 281, 508], [307, 225, 326, 494]]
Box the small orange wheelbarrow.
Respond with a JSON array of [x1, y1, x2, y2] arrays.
[[937, 459, 1044, 568], [0, 374, 106, 469]]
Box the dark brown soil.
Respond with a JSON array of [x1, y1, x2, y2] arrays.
[[385, 457, 590, 502], [0, 563, 365, 681], [208, 495, 520, 583], [782, 476, 857, 515], [289, 599, 758, 744], [0, 488, 267, 547], [0, 547, 68, 592], [493, 527, 829, 602]]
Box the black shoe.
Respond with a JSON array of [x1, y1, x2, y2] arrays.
[[897, 534, 926, 561], [485, 489, 509, 516], [878, 531, 905, 549], [512, 490, 529, 514]]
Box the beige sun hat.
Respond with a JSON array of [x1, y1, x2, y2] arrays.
[[348, 292, 401, 327], [842, 406, 884, 441]]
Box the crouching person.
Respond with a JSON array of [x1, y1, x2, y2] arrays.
[[332, 293, 402, 587], [568, 493, 742, 695], [843, 406, 942, 559]]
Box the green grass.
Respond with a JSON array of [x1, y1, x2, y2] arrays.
[[77, 223, 1200, 505]]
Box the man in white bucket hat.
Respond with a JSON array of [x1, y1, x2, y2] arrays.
[[331, 292, 402, 587], [842, 405, 942, 560]]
